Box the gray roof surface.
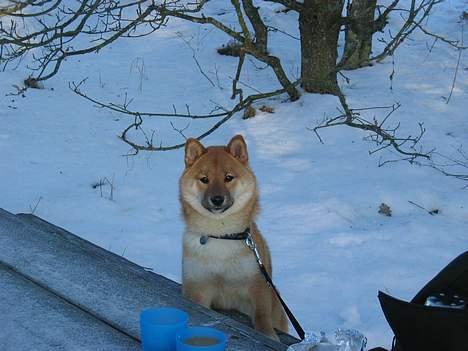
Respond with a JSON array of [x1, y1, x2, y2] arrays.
[[0, 208, 297, 350]]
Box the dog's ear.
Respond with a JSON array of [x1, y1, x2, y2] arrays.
[[227, 135, 248, 164], [185, 138, 206, 167]]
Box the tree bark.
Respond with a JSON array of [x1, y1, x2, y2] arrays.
[[242, 0, 268, 53], [340, 0, 377, 69], [299, 0, 344, 94]]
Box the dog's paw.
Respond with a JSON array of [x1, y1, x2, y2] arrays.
[[268, 332, 280, 342]]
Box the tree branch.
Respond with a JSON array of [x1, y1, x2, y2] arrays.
[[370, 0, 441, 63], [70, 77, 299, 154], [118, 81, 300, 154], [242, 0, 268, 53], [310, 86, 430, 160]]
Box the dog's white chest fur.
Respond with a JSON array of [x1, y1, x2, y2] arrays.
[[183, 231, 258, 283]]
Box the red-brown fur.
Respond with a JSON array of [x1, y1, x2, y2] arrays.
[[179, 135, 288, 340]]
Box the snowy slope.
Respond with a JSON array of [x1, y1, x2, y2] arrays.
[[1, 0, 467, 348]]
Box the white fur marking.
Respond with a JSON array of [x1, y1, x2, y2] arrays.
[[183, 232, 258, 283]]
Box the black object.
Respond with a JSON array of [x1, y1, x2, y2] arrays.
[[378, 251, 468, 351]]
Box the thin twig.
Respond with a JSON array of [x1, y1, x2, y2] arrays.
[[310, 86, 429, 160], [176, 32, 216, 88], [446, 49, 462, 104], [29, 196, 43, 214]]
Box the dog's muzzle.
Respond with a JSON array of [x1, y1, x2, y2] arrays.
[[202, 195, 233, 213]]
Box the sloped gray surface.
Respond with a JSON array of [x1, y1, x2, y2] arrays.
[[0, 262, 139, 351], [0, 208, 294, 350]]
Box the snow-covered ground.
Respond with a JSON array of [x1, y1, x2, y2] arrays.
[[1, 0, 467, 348]]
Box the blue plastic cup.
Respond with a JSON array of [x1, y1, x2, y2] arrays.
[[176, 327, 226, 351], [140, 307, 189, 351]]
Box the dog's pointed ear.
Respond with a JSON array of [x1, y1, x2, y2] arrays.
[[227, 135, 248, 164], [185, 138, 206, 167]]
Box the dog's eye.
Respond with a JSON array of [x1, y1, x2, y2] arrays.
[[224, 175, 234, 183], [199, 176, 209, 184]]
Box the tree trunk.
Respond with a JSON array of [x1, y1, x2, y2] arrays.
[[340, 0, 377, 69], [299, 0, 344, 95]]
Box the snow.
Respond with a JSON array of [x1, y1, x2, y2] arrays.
[[1, 0, 467, 349]]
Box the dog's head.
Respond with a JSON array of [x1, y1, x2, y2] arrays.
[[179, 135, 257, 218]]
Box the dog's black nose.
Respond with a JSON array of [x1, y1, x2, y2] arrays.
[[210, 196, 225, 207]]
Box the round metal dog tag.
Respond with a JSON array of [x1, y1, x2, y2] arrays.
[[200, 235, 208, 245]]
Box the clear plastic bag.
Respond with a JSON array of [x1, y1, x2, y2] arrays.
[[335, 329, 367, 351], [287, 329, 367, 351]]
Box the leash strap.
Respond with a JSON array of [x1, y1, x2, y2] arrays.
[[244, 233, 306, 340], [199, 228, 306, 340]]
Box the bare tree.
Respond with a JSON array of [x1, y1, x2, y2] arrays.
[[340, 0, 378, 69], [1, 1, 444, 94], [298, 0, 344, 94], [1, 0, 463, 165], [242, 0, 268, 54], [269, 0, 443, 92], [0, 0, 300, 99]]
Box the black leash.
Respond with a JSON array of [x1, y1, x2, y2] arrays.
[[200, 228, 306, 340], [244, 232, 306, 340]]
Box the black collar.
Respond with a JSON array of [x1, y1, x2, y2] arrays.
[[199, 227, 250, 245]]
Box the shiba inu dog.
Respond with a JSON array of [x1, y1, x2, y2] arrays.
[[179, 135, 288, 340]]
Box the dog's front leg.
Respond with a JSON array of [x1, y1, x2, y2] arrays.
[[249, 278, 279, 341], [182, 281, 214, 309]]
